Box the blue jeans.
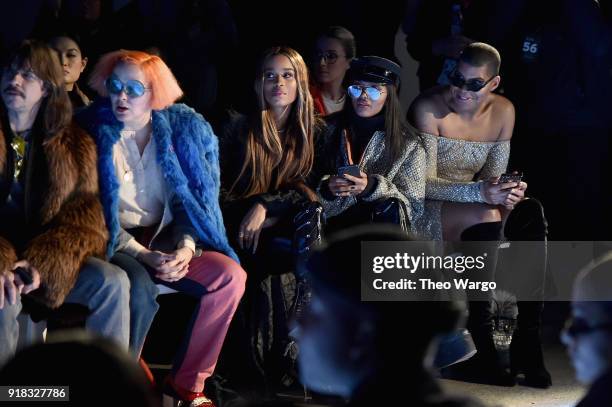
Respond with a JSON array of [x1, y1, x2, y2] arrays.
[[0, 257, 130, 366], [0, 299, 21, 368], [62, 257, 130, 349], [111, 252, 159, 356]]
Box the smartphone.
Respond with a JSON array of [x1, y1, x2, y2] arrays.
[[498, 172, 523, 184], [14, 267, 33, 285], [337, 165, 361, 177]]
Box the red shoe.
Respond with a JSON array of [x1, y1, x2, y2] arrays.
[[162, 376, 215, 407], [138, 358, 156, 387]]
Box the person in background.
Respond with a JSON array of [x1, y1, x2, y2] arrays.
[[494, 0, 612, 241], [562, 252, 612, 407], [403, 0, 501, 91], [0, 331, 161, 407], [310, 26, 355, 116], [294, 225, 487, 407], [48, 34, 91, 109]]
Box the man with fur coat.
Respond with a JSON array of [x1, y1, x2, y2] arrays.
[[0, 40, 130, 366]]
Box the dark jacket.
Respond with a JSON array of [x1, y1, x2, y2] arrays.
[[577, 367, 612, 407], [402, 0, 495, 91], [0, 111, 107, 308], [218, 112, 317, 225]]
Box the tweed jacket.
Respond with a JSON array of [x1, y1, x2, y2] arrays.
[[312, 112, 427, 233]]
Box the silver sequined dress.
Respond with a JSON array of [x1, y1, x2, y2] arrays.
[[414, 132, 510, 240]]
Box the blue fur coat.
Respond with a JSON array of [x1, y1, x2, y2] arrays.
[[77, 99, 238, 262]]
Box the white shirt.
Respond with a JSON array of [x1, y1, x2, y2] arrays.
[[114, 130, 165, 229], [113, 130, 197, 257]]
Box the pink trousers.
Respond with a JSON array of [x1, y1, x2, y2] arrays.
[[168, 251, 246, 392]]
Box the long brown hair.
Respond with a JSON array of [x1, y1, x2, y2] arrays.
[[4, 40, 72, 135], [383, 83, 407, 163], [230, 46, 316, 199]]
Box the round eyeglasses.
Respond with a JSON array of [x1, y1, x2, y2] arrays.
[[314, 51, 345, 65]]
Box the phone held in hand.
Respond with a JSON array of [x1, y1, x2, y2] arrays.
[[14, 267, 33, 285], [337, 165, 361, 177], [498, 171, 523, 185]]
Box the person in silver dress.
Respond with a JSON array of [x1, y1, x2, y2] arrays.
[[410, 42, 550, 388]]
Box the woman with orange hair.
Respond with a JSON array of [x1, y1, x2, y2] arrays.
[[77, 49, 246, 407], [218, 46, 322, 394]]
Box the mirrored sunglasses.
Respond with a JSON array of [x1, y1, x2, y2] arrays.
[[347, 84, 384, 101], [105, 76, 149, 97]]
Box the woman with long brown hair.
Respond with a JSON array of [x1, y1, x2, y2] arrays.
[[218, 46, 322, 396], [220, 46, 320, 256]]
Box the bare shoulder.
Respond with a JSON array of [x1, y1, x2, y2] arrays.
[[490, 94, 515, 141], [408, 86, 448, 133], [490, 94, 515, 121]]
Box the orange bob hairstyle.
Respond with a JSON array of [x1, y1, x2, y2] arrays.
[[88, 49, 183, 110]]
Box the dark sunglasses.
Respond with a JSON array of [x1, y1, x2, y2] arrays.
[[563, 316, 612, 338], [105, 76, 149, 97], [449, 70, 496, 92], [347, 84, 385, 101]]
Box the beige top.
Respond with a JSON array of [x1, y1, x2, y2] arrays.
[[322, 93, 346, 115], [114, 130, 195, 256]]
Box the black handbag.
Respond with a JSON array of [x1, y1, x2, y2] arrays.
[[371, 197, 410, 232]]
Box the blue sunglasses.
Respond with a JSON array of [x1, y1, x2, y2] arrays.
[[347, 84, 385, 101], [105, 76, 149, 97]]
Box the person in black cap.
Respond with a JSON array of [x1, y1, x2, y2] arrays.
[[292, 224, 487, 406], [310, 55, 427, 235]]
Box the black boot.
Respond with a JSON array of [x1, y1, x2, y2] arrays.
[[510, 301, 552, 388], [504, 199, 552, 388], [291, 202, 323, 324], [445, 222, 516, 386]]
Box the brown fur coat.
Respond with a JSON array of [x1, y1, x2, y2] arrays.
[[0, 120, 107, 308]]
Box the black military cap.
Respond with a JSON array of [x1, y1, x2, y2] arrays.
[[349, 56, 402, 86]]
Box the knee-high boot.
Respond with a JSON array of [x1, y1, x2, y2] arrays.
[[447, 221, 516, 386], [505, 198, 551, 388], [510, 301, 551, 387]]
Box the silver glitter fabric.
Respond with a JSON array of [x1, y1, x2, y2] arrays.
[[316, 130, 427, 234], [414, 132, 510, 240]]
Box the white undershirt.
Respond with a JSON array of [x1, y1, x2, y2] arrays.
[[114, 130, 165, 229]]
